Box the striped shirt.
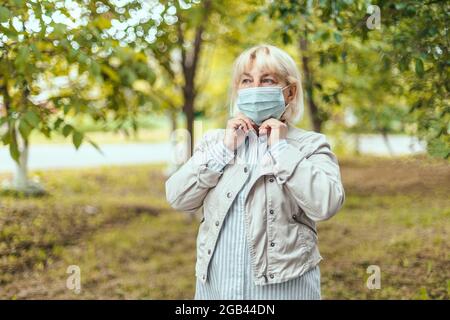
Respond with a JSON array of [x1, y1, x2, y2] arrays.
[[194, 128, 321, 300]]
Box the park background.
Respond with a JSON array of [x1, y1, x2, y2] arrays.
[[0, 0, 448, 299]]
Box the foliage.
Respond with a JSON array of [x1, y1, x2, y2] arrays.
[[257, 0, 448, 157], [0, 0, 158, 162]]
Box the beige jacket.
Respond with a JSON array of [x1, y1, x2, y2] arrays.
[[165, 124, 345, 286]]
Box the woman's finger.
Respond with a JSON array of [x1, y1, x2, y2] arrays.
[[232, 118, 249, 132], [235, 112, 255, 130], [259, 123, 270, 135], [240, 118, 251, 131], [239, 116, 255, 131]]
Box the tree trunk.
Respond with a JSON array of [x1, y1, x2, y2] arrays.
[[13, 134, 29, 190], [354, 133, 361, 156], [170, 110, 177, 133], [178, 0, 212, 155], [165, 109, 182, 177], [2, 82, 45, 195], [183, 93, 195, 156], [299, 35, 323, 132], [381, 130, 394, 156]]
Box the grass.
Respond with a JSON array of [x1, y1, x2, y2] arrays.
[[0, 155, 448, 299]]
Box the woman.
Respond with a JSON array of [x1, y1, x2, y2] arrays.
[[165, 44, 345, 300]]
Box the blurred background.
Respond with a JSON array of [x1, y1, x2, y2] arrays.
[[0, 0, 448, 299]]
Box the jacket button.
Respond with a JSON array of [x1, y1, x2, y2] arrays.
[[270, 242, 275, 247], [226, 192, 232, 198], [269, 209, 274, 214], [215, 220, 219, 226], [244, 167, 248, 173], [208, 249, 211, 255], [292, 214, 297, 220], [202, 275, 206, 280], [269, 273, 274, 279], [269, 177, 274, 182]]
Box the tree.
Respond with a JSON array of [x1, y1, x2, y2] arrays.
[[0, 0, 157, 194], [257, 0, 367, 132], [258, 0, 449, 158], [371, 0, 449, 158], [148, 0, 266, 154]]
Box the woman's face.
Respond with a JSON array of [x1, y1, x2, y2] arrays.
[[238, 64, 296, 105]]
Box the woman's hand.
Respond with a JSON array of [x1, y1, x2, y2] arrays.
[[259, 118, 288, 146], [224, 113, 255, 151]]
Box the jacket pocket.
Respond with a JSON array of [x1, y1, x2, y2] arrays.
[[195, 207, 210, 277], [297, 220, 317, 237], [196, 201, 216, 258], [291, 210, 318, 243], [197, 209, 209, 246]]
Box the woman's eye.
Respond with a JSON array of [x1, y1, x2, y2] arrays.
[[242, 79, 251, 84], [262, 78, 275, 84]]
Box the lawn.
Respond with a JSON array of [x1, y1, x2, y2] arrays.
[[0, 155, 448, 299]]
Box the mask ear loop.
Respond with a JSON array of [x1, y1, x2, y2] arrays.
[[279, 83, 292, 123]]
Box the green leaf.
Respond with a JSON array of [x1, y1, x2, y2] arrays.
[[320, 31, 330, 41], [399, 56, 410, 72], [427, 136, 450, 159], [94, 15, 112, 29], [333, 32, 343, 43], [0, 6, 10, 23], [18, 119, 32, 140], [0, 24, 17, 38], [90, 61, 101, 78], [23, 110, 40, 128], [1, 130, 11, 145], [52, 23, 67, 37], [282, 32, 291, 44], [63, 104, 71, 115], [40, 125, 51, 138], [415, 58, 424, 77], [88, 138, 104, 155], [72, 130, 84, 149], [15, 45, 30, 72], [101, 65, 120, 82], [53, 118, 64, 130], [246, 12, 260, 23], [9, 140, 20, 163], [62, 124, 73, 137]]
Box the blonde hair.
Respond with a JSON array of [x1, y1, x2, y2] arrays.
[[228, 44, 304, 124]]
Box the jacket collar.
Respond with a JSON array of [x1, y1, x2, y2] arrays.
[[286, 122, 307, 141]]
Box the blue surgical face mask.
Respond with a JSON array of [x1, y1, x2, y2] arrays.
[[236, 85, 290, 125]]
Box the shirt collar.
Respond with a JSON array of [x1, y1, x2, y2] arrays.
[[246, 128, 268, 144]]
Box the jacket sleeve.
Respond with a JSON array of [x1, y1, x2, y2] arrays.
[[270, 132, 345, 222], [165, 130, 235, 214]]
